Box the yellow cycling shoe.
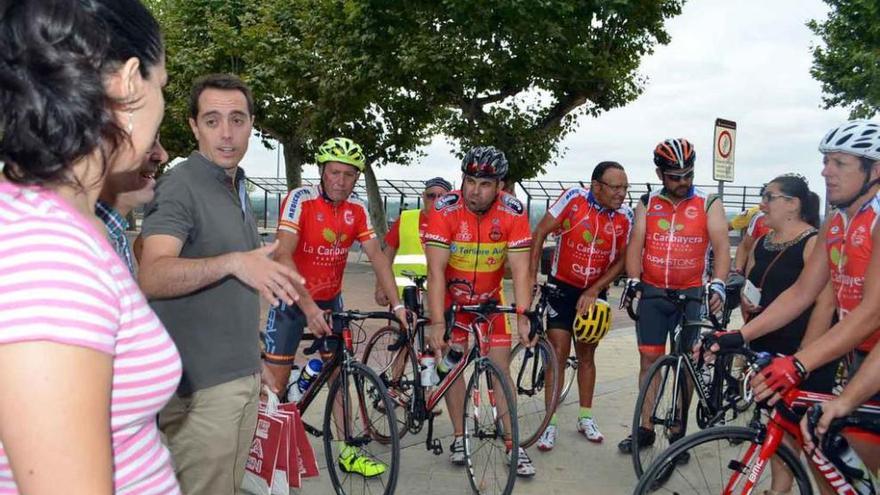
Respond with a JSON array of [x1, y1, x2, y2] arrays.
[[338, 446, 387, 478]]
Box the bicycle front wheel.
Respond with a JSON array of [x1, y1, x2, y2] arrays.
[[463, 357, 518, 495], [632, 355, 690, 477], [362, 325, 418, 442], [634, 426, 812, 494], [323, 361, 400, 495], [509, 338, 559, 448]]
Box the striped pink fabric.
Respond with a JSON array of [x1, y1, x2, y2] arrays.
[[0, 183, 181, 494]]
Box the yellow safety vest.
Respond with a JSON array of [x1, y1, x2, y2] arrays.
[[392, 209, 427, 296]]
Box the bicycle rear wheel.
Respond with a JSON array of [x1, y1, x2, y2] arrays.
[[632, 355, 690, 477], [633, 426, 811, 494], [509, 338, 559, 447], [362, 325, 417, 442], [463, 357, 518, 495], [323, 362, 400, 495], [558, 353, 578, 404]]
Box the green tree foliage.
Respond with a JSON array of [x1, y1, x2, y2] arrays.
[[809, 0, 880, 118], [360, 0, 683, 183], [149, 0, 683, 231]]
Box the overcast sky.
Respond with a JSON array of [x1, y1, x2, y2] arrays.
[[237, 0, 852, 202]]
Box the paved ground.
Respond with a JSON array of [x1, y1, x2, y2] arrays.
[[265, 257, 658, 494]]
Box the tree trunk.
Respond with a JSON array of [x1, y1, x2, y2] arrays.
[[363, 162, 388, 239], [282, 137, 305, 190]]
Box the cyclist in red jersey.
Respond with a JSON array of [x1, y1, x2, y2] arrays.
[[733, 203, 772, 275], [619, 138, 730, 454], [528, 161, 633, 448], [260, 137, 407, 477], [706, 120, 880, 474], [424, 146, 537, 476]]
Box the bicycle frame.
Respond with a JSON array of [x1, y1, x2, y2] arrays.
[[727, 389, 880, 495]]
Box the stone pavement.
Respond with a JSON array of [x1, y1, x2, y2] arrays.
[[273, 259, 649, 494]]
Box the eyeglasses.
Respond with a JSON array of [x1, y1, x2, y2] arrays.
[[761, 192, 794, 202], [663, 171, 694, 182], [595, 180, 630, 193]]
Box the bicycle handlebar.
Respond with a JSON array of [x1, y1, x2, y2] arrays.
[[445, 300, 540, 342]]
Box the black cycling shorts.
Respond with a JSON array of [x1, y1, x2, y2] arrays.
[[636, 283, 703, 355], [545, 276, 607, 333], [262, 295, 343, 365]]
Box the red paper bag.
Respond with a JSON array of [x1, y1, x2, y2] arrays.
[[280, 402, 319, 480], [241, 413, 284, 495], [272, 412, 296, 493]]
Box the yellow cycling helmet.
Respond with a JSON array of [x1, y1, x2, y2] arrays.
[[573, 299, 612, 344]]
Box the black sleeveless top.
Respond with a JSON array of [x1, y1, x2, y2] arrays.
[[747, 230, 817, 355]]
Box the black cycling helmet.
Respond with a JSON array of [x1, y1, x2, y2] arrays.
[[461, 146, 509, 179], [654, 138, 696, 171]]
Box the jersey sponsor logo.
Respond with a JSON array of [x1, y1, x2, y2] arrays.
[[343, 209, 355, 225], [830, 225, 841, 235], [317, 213, 325, 222], [646, 252, 697, 268], [572, 262, 603, 278], [851, 225, 868, 247], [832, 270, 863, 288], [509, 238, 531, 249], [457, 221, 473, 241], [435, 193, 459, 210], [650, 232, 705, 244], [489, 226, 503, 241], [286, 188, 311, 217], [684, 205, 699, 219], [500, 194, 524, 215], [653, 203, 663, 210], [424, 232, 446, 243]]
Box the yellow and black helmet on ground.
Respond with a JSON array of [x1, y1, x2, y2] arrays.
[[573, 299, 612, 344]]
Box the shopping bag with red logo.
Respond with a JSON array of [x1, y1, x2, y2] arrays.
[[270, 411, 293, 495], [279, 402, 319, 484], [240, 409, 284, 495]]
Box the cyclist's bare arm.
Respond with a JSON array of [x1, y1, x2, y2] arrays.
[[375, 243, 398, 304], [707, 199, 731, 280], [796, 223, 880, 372], [139, 234, 301, 306], [528, 213, 561, 282], [800, 237, 835, 348], [625, 200, 647, 279], [740, 223, 832, 344], [733, 231, 756, 274], [425, 244, 451, 356], [362, 238, 406, 314], [508, 249, 535, 346]]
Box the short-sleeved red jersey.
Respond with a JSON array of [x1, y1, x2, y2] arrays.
[[278, 185, 375, 300], [547, 188, 633, 288], [424, 191, 531, 304]]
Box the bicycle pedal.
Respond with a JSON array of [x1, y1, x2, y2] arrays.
[[430, 439, 443, 455]]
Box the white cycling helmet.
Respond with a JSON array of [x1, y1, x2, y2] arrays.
[[819, 120, 880, 161]]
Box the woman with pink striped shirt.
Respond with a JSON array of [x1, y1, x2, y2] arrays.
[[0, 1, 181, 494]]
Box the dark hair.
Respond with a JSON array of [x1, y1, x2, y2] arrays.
[[0, 0, 163, 185], [770, 174, 821, 228], [591, 161, 624, 182], [188, 73, 255, 119]]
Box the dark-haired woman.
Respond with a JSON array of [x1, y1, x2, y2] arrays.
[[0, 1, 180, 493], [742, 175, 837, 495]]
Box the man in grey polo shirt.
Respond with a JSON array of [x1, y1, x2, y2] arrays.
[[139, 73, 302, 495]]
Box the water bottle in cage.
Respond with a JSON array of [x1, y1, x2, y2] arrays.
[[419, 353, 439, 387]]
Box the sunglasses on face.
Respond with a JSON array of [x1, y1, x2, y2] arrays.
[[761, 192, 794, 202], [663, 171, 694, 182], [595, 180, 629, 193]]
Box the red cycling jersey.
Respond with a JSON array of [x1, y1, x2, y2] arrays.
[[826, 191, 880, 352], [747, 211, 771, 240], [424, 190, 531, 305], [547, 188, 633, 288], [278, 185, 375, 300], [641, 187, 716, 289]]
